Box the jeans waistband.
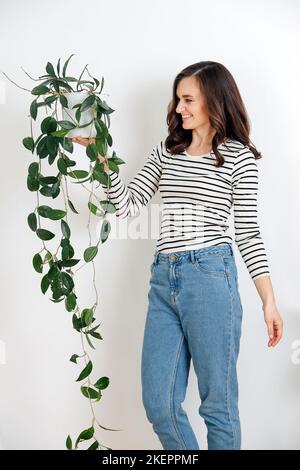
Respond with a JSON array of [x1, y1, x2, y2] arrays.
[[153, 243, 233, 265]]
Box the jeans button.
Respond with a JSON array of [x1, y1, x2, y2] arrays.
[[169, 254, 177, 262]]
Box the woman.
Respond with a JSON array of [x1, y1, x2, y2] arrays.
[[72, 61, 283, 450]]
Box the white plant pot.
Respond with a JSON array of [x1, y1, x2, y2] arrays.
[[62, 91, 97, 138]]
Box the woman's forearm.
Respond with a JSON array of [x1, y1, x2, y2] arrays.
[[253, 275, 276, 306]]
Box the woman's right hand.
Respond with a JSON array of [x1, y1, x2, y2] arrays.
[[71, 136, 110, 172]]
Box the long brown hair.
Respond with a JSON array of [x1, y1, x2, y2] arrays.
[[165, 61, 262, 167]]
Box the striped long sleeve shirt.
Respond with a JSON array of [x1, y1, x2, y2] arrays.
[[101, 138, 270, 281]]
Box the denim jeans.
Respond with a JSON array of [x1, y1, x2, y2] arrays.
[[141, 243, 243, 450]]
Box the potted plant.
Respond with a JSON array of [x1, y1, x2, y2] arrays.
[[2, 54, 126, 450]]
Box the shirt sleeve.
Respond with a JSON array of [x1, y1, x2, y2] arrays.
[[232, 147, 270, 281], [100, 142, 163, 218]]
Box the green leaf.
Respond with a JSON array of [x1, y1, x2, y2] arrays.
[[27, 175, 39, 191], [94, 119, 104, 136], [30, 100, 38, 120], [66, 435, 72, 450], [88, 330, 102, 340], [62, 138, 73, 153], [60, 258, 80, 268], [81, 308, 94, 327], [87, 202, 98, 215], [46, 62, 56, 76], [62, 53, 75, 78], [80, 94, 96, 112], [99, 200, 116, 214], [57, 120, 76, 130], [56, 58, 61, 76], [28, 163, 39, 180], [64, 76, 78, 82], [88, 322, 101, 334], [80, 386, 99, 399], [94, 138, 106, 157], [62, 243, 74, 259], [86, 143, 98, 161], [39, 186, 52, 197], [46, 135, 58, 157], [94, 376, 109, 390], [61, 219, 71, 239], [76, 360, 93, 382], [61, 244, 71, 260], [48, 209, 66, 220], [57, 157, 68, 175], [72, 314, 82, 332], [23, 137, 35, 152], [75, 107, 81, 123], [61, 272, 74, 291], [53, 79, 73, 92], [87, 440, 99, 450], [92, 168, 109, 185], [59, 94, 68, 107], [108, 159, 120, 173], [92, 76, 100, 89], [36, 228, 55, 240], [41, 116, 57, 134], [75, 426, 94, 448], [41, 274, 50, 294], [44, 95, 57, 106], [66, 292, 77, 311], [100, 219, 111, 243], [51, 181, 60, 198], [79, 426, 94, 440], [37, 205, 52, 218], [31, 85, 50, 95], [36, 136, 49, 158], [70, 354, 79, 364], [68, 199, 79, 214], [50, 129, 69, 138], [33, 253, 43, 273], [111, 156, 125, 165], [83, 246, 98, 263], [39, 176, 58, 185], [27, 212, 37, 231], [60, 238, 70, 247], [85, 333, 95, 350], [63, 155, 76, 167], [97, 99, 114, 114], [67, 170, 89, 179], [47, 264, 59, 281], [44, 251, 53, 264]]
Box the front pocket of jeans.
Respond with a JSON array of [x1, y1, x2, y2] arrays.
[[193, 254, 227, 277]]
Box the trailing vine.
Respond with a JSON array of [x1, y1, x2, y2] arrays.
[[2, 54, 126, 450]]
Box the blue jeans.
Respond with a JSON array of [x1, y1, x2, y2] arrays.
[[141, 243, 243, 450]]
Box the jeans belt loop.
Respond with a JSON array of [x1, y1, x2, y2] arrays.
[[190, 250, 196, 264]]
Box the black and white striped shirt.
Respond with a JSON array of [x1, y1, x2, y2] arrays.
[[101, 138, 270, 281]]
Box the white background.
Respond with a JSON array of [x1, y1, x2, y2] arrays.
[[0, 0, 299, 450]]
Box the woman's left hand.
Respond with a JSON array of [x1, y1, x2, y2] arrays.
[[263, 302, 283, 347]]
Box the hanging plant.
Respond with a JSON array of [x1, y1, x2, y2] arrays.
[[2, 54, 126, 450]]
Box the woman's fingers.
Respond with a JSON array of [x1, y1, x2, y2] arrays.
[[71, 137, 110, 172], [71, 136, 95, 147], [267, 319, 283, 347]]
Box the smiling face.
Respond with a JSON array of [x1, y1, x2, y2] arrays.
[[175, 76, 210, 130]]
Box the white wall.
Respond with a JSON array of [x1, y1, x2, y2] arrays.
[[0, 0, 299, 450]]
